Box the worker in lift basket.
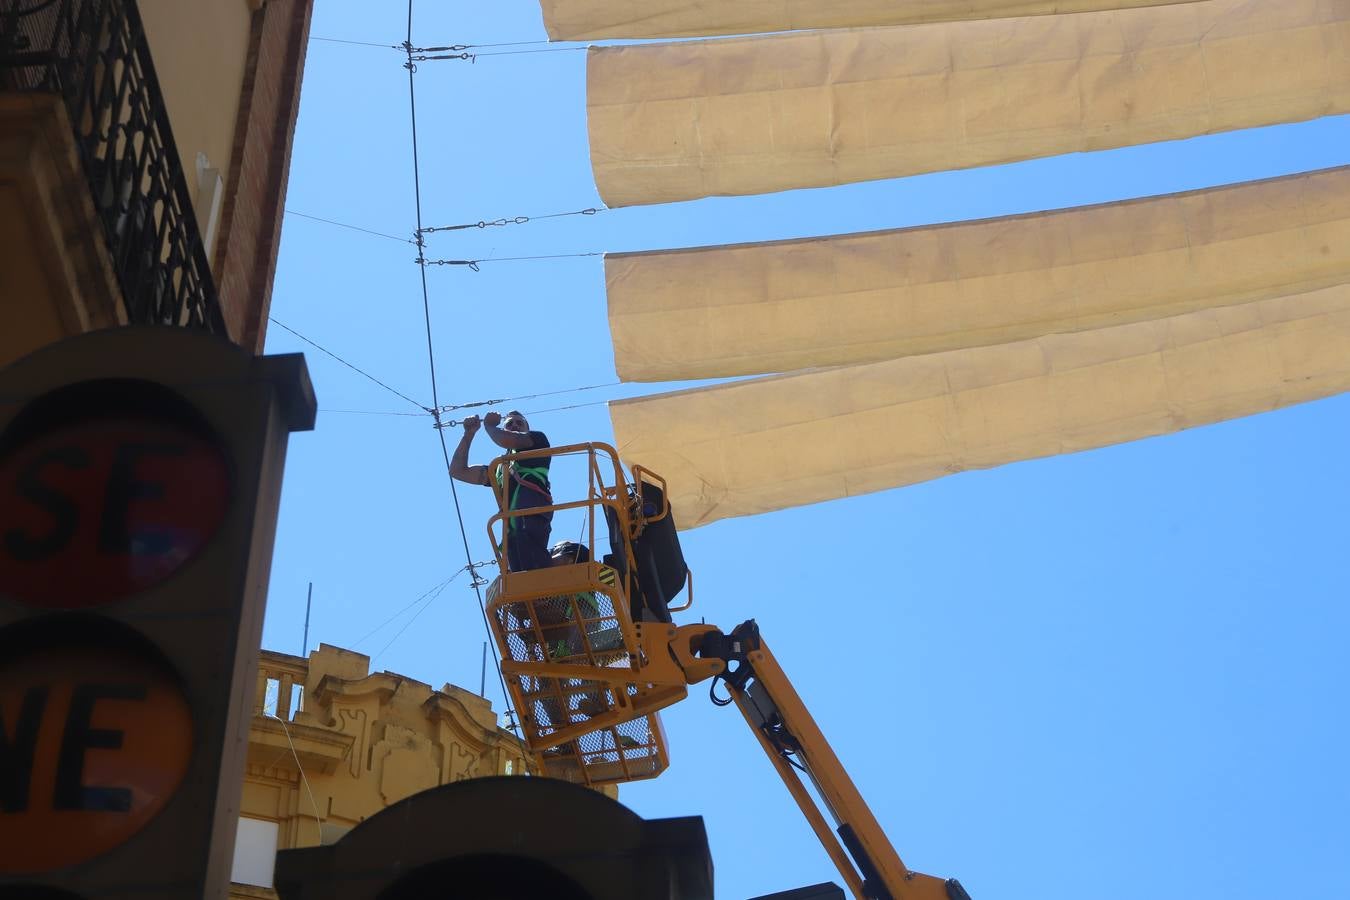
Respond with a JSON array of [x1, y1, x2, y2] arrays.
[[539, 541, 604, 662], [449, 410, 552, 571], [540, 541, 613, 720]]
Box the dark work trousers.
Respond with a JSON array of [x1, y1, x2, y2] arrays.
[[506, 513, 552, 572]]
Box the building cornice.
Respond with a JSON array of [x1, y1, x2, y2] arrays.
[[248, 714, 354, 775], [313, 671, 404, 706]]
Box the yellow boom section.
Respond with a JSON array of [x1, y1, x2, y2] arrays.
[[482, 443, 967, 899]]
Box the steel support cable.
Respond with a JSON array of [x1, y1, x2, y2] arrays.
[[404, 0, 521, 740], [433, 382, 620, 415], [319, 408, 429, 417], [310, 378, 625, 423], [283, 207, 604, 251], [411, 46, 589, 62], [523, 396, 614, 417], [316, 380, 627, 427], [350, 575, 454, 650], [370, 579, 453, 663], [268, 317, 430, 413], [432, 393, 634, 429], [351, 561, 498, 653], [411, 31, 774, 64], [418, 206, 602, 235], [309, 37, 572, 53], [310, 36, 402, 49], [411, 39, 559, 51], [423, 251, 604, 271], [285, 209, 415, 244], [264, 714, 326, 835], [432, 396, 621, 430], [471, 46, 590, 57]]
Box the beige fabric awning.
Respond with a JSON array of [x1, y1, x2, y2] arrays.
[[540, 0, 1204, 41], [589, 0, 1350, 207], [610, 284, 1350, 528], [608, 166, 1350, 381]]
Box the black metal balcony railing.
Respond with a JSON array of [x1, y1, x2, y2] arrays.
[[0, 0, 226, 334]]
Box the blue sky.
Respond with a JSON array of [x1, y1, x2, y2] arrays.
[[262, 2, 1350, 897]]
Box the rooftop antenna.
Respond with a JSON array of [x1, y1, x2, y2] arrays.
[[302, 582, 313, 657]]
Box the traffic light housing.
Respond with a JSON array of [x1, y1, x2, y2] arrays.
[[273, 776, 713, 900], [0, 328, 314, 897]]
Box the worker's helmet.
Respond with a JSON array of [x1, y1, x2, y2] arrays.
[[549, 541, 591, 564]]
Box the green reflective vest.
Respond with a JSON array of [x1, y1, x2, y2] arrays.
[[493, 458, 551, 531]]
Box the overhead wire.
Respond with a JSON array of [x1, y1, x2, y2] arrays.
[[369, 579, 451, 664], [268, 317, 429, 412], [404, 0, 521, 740], [283, 207, 604, 248], [431, 393, 631, 430], [348, 562, 497, 654], [523, 396, 615, 417], [318, 375, 623, 421], [285, 209, 414, 244], [412, 46, 590, 62], [413, 39, 557, 50], [264, 713, 326, 836], [444, 251, 603, 263], [419, 206, 602, 234], [272, 305, 627, 423], [310, 35, 402, 49], [471, 46, 590, 58], [319, 408, 430, 418], [304, 14, 626, 734], [412, 30, 789, 53], [408, 30, 780, 64], [349, 575, 455, 649], [434, 382, 619, 415], [424, 251, 604, 270], [251, 683, 323, 829], [396, 55, 607, 270]]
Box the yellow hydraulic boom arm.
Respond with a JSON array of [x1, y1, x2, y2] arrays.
[[675, 620, 970, 900], [481, 442, 968, 899]]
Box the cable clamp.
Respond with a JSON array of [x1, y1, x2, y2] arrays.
[[412, 52, 475, 63], [437, 399, 507, 414], [423, 258, 481, 271]]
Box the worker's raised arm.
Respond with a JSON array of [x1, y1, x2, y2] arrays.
[[483, 410, 536, 450], [449, 416, 489, 485]]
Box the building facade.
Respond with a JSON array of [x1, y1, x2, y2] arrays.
[[1, 8, 569, 894], [0, 0, 311, 366], [232, 645, 534, 898]]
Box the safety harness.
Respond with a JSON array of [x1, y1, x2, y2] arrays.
[[495, 458, 552, 531]]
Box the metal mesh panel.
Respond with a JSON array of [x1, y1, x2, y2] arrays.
[[495, 590, 627, 660], [523, 676, 612, 740], [489, 571, 642, 749], [541, 714, 667, 786]]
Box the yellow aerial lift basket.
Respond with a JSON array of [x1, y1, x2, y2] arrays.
[[484, 443, 690, 787]]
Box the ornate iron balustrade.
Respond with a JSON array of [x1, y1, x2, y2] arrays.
[[0, 0, 226, 334]]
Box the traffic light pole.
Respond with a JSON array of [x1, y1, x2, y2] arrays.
[[0, 328, 315, 898]]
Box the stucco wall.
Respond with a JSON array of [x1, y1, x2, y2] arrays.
[[138, 0, 253, 218]]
